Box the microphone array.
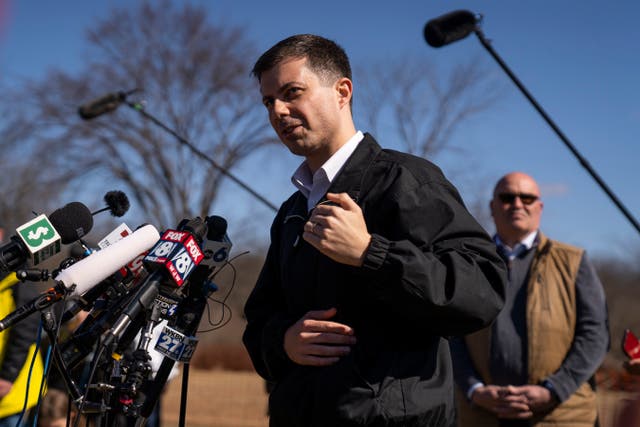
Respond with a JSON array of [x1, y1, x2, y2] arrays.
[[0, 194, 232, 425]]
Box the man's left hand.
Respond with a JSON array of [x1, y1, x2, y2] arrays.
[[503, 384, 558, 414], [303, 192, 371, 266]]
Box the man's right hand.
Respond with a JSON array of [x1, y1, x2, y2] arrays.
[[471, 385, 533, 419], [284, 307, 356, 366]]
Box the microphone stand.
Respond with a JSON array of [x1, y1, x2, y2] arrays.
[[471, 25, 640, 235], [124, 100, 279, 213]]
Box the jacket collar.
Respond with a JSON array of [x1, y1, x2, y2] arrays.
[[323, 133, 382, 204]]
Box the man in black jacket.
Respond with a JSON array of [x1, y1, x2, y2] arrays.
[[242, 34, 507, 427]]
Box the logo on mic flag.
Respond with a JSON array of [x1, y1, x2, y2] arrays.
[[16, 214, 61, 265], [144, 229, 204, 286]]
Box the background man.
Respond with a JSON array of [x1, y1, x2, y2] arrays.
[[242, 34, 507, 426], [450, 171, 609, 427]]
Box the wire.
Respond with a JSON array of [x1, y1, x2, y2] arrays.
[[16, 317, 44, 427], [197, 252, 249, 333], [73, 343, 108, 427]]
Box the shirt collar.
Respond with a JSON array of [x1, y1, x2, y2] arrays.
[[495, 230, 538, 253], [291, 131, 364, 197]]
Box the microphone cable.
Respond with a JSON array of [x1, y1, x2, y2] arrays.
[[199, 251, 249, 333]]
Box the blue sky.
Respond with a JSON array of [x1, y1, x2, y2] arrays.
[[1, 0, 639, 260]]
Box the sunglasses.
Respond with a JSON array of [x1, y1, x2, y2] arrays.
[[497, 192, 539, 205]]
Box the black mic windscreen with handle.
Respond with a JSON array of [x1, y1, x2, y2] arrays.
[[424, 10, 478, 48], [78, 92, 126, 120]]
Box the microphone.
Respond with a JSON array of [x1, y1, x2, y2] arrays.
[[152, 215, 231, 320], [0, 224, 160, 332], [91, 190, 131, 217], [55, 224, 160, 297], [60, 224, 147, 321], [59, 255, 150, 369], [78, 91, 127, 120], [139, 216, 232, 418], [424, 10, 478, 48], [14, 214, 61, 267], [0, 202, 94, 272], [49, 201, 94, 242], [199, 215, 231, 270], [100, 218, 207, 349]]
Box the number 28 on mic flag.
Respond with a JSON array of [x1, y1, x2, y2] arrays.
[[16, 214, 62, 265]]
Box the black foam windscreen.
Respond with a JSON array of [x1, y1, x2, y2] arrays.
[[49, 202, 94, 244], [206, 216, 228, 241], [104, 190, 130, 217], [424, 10, 477, 48]]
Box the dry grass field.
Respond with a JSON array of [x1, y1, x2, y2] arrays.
[[162, 369, 269, 427], [161, 369, 639, 427]]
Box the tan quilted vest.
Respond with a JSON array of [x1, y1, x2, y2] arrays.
[[456, 233, 597, 427]]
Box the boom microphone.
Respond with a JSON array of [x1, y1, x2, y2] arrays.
[[424, 10, 478, 47], [78, 92, 126, 120], [0, 224, 160, 332]]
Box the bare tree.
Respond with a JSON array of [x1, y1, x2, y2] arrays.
[[4, 1, 278, 229], [356, 57, 501, 159], [593, 256, 640, 367], [0, 96, 82, 230], [354, 57, 502, 225]]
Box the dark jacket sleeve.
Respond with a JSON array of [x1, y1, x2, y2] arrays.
[[449, 336, 484, 397], [545, 253, 610, 401], [0, 282, 41, 382], [359, 177, 507, 336]]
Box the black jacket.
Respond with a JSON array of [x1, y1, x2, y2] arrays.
[[243, 134, 507, 426]]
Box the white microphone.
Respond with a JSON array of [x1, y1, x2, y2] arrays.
[[0, 225, 160, 332], [56, 224, 160, 297]]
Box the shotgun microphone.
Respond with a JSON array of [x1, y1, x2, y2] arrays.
[[424, 10, 478, 48], [78, 89, 138, 120]]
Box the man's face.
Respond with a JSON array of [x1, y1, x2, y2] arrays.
[[259, 57, 346, 166], [490, 173, 543, 241]]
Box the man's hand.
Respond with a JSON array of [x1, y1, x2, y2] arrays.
[[303, 192, 371, 266], [471, 385, 532, 419], [284, 307, 356, 366], [0, 379, 13, 398], [504, 385, 557, 414]]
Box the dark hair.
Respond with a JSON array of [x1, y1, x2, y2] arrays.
[[252, 34, 352, 85]]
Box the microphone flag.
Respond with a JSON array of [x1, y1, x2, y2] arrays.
[[15, 214, 61, 265]]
